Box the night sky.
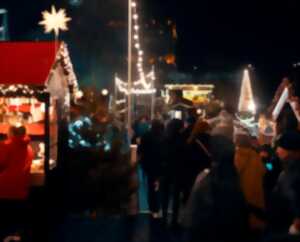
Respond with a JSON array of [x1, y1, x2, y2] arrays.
[[1, 0, 300, 106]]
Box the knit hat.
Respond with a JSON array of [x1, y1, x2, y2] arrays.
[[276, 131, 300, 151]]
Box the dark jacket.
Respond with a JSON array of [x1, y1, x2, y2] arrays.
[[184, 169, 248, 242], [268, 160, 300, 231], [184, 133, 212, 187], [163, 132, 186, 181], [138, 131, 164, 178]]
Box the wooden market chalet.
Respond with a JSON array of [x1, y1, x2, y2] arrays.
[[0, 41, 79, 185]]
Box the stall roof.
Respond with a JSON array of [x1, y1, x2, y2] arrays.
[[0, 41, 59, 86], [268, 78, 300, 122]]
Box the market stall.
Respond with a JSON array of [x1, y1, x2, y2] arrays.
[[163, 84, 215, 120], [0, 41, 79, 186], [259, 78, 300, 144]]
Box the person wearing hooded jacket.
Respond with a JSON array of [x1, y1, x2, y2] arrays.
[[183, 135, 248, 242], [138, 120, 165, 218], [0, 125, 33, 239], [0, 125, 33, 200]]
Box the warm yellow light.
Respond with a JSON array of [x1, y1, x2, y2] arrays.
[[248, 102, 256, 113], [133, 14, 138, 20], [75, 90, 83, 99], [39, 5, 71, 36], [131, 2, 137, 7], [102, 89, 109, 96]]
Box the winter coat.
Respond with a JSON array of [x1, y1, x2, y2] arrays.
[[138, 131, 164, 178], [184, 133, 211, 188], [0, 135, 33, 200], [184, 169, 248, 242], [268, 160, 300, 231], [235, 146, 266, 229], [163, 133, 186, 182]]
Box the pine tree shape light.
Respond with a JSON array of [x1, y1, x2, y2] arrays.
[[238, 69, 256, 114]]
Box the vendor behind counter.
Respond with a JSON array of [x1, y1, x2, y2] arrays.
[[0, 125, 33, 200]]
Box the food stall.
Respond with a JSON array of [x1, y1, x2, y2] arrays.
[[0, 41, 79, 186], [164, 84, 215, 105]]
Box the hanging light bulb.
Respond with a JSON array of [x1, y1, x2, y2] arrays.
[[131, 2, 137, 7], [134, 25, 139, 30], [135, 43, 140, 49], [133, 14, 138, 20], [134, 34, 138, 40], [138, 50, 143, 56]]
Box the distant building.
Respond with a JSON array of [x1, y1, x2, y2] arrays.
[[144, 19, 177, 86], [0, 9, 8, 41]]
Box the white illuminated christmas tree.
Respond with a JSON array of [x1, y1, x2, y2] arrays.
[[238, 69, 256, 115]]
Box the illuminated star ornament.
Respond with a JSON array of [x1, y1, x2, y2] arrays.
[[39, 5, 71, 36]]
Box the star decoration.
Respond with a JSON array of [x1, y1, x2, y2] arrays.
[[39, 5, 71, 36]]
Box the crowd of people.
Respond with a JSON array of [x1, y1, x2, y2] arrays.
[[0, 108, 300, 242], [136, 115, 300, 242]]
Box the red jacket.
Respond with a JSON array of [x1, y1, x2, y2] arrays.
[[0, 135, 33, 200]]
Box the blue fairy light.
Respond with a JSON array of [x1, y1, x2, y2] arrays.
[[266, 162, 273, 171]]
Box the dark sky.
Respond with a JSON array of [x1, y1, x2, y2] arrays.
[[1, 0, 300, 105]]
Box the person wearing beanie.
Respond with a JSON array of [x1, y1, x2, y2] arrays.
[[269, 131, 300, 234]]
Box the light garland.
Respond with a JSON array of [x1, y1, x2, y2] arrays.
[[0, 84, 46, 97], [115, 0, 156, 95], [238, 69, 256, 115], [115, 76, 156, 95], [116, 99, 126, 105]]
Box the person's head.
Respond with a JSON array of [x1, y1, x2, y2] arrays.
[[139, 115, 148, 123], [166, 118, 184, 138], [8, 125, 26, 138], [276, 131, 300, 168], [188, 119, 211, 143], [150, 119, 164, 135]]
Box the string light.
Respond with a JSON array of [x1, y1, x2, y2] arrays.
[[114, 0, 156, 98], [115, 76, 156, 95], [116, 99, 126, 105]]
